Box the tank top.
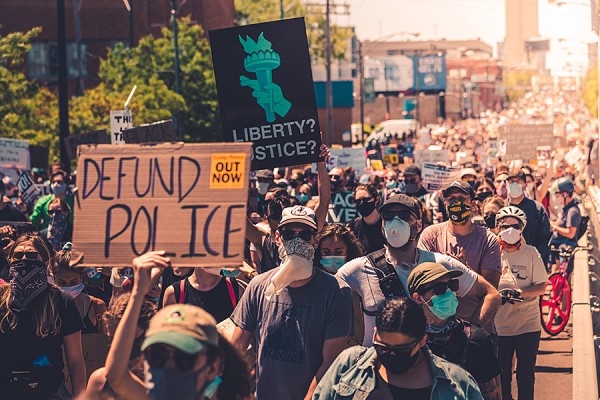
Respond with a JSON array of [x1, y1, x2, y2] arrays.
[[171, 277, 239, 323]]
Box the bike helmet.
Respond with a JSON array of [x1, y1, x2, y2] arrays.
[[555, 177, 574, 194], [496, 205, 527, 228]]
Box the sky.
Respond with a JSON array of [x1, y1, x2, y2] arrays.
[[342, 0, 596, 75]]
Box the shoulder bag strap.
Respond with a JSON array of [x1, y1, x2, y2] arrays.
[[367, 249, 408, 300], [225, 277, 237, 308], [178, 279, 185, 304]]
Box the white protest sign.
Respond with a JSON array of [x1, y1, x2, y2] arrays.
[[17, 172, 41, 207], [110, 110, 133, 145], [564, 146, 584, 168], [312, 148, 367, 174], [422, 163, 460, 191], [0, 139, 30, 170], [414, 149, 450, 169]]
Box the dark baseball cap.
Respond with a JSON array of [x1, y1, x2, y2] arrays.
[[507, 170, 527, 182], [378, 190, 421, 217], [408, 262, 463, 295], [403, 164, 421, 177], [442, 180, 475, 199]]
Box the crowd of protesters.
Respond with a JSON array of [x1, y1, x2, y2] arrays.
[[0, 89, 594, 400]]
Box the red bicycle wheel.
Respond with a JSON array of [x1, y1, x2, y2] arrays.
[[540, 273, 571, 336]]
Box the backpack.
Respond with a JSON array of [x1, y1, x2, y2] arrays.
[[362, 249, 408, 317], [576, 214, 590, 241]]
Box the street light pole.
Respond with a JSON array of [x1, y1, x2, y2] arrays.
[[129, 0, 134, 48], [57, 0, 70, 173], [325, 0, 333, 146], [170, 0, 182, 141], [358, 40, 365, 143]]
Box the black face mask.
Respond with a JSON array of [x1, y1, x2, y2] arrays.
[[475, 191, 492, 202], [447, 201, 472, 224], [484, 213, 496, 229], [375, 346, 420, 374], [356, 200, 376, 217]]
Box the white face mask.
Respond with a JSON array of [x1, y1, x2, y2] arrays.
[[507, 182, 523, 198], [383, 218, 411, 248], [60, 282, 85, 299], [265, 238, 315, 299], [498, 227, 522, 245], [257, 181, 270, 195]]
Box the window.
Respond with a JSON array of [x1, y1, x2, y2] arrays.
[[27, 42, 87, 79]]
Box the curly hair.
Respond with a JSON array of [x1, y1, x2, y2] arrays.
[[315, 224, 364, 266], [103, 292, 156, 334]]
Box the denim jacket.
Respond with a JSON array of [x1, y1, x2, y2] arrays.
[[313, 346, 483, 400]]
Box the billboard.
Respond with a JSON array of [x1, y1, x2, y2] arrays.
[[413, 55, 446, 91], [365, 54, 446, 93]]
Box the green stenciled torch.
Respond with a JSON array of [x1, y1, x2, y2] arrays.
[[239, 32, 291, 123]]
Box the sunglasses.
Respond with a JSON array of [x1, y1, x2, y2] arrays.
[[381, 210, 413, 222], [12, 251, 39, 260], [143, 345, 200, 372], [280, 229, 315, 241], [404, 178, 418, 184], [420, 279, 459, 296], [499, 223, 521, 230], [355, 197, 374, 206], [373, 339, 418, 355], [48, 210, 64, 216]]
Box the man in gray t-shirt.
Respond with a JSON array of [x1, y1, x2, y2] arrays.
[[230, 206, 353, 400]]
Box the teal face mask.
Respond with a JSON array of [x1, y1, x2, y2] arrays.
[[298, 193, 310, 203], [426, 289, 458, 320], [320, 256, 347, 273], [222, 269, 241, 278]]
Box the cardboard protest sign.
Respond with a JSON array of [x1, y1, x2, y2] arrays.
[[536, 145, 551, 168], [64, 130, 110, 160], [422, 163, 459, 191], [17, 172, 41, 208], [414, 149, 450, 169], [110, 110, 133, 145], [327, 191, 357, 224], [73, 143, 252, 267], [122, 120, 176, 144], [209, 18, 322, 170], [498, 124, 553, 161], [0, 139, 30, 170]]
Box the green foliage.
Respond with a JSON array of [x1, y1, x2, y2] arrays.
[[0, 27, 59, 161], [72, 18, 219, 142], [234, 0, 352, 61], [583, 65, 598, 118], [504, 70, 535, 102]]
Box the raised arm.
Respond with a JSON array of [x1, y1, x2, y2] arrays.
[[315, 144, 332, 231], [105, 251, 169, 400], [246, 216, 267, 250]]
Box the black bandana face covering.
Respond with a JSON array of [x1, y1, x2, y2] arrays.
[[9, 259, 49, 312]]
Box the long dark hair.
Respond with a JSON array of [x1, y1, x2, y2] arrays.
[[206, 333, 252, 400], [315, 224, 364, 267]]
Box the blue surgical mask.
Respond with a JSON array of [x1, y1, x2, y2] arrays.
[[386, 180, 398, 189], [203, 375, 222, 399], [222, 269, 241, 278], [298, 193, 310, 203], [60, 282, 85, 299], [52, 182, 67, 195], [507, 182, 523, 198], [425, 289, 459, 320], [320, 256, 347, 273]]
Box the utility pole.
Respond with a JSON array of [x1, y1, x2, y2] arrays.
[[170, 0, 182, 141], [129, 0, 134, 48], [57, 0, 70, 173], [325, 0, 333, 146], [73, 0, 84, 96], [358, 40, 365, 144]]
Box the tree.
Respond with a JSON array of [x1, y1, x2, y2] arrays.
[[0, 27, 59, 159], [71, 18, 218, 142]]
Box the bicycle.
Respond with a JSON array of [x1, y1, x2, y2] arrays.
[[539, 245, 591, 336]]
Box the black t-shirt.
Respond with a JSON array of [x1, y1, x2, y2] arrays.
[[171, 277, 240, 323], [259, 235, 280, 274], [388, 384, 431, 400], [347, 217, 386, 254], [0, 203, 28, 223], [0, 287, 83, 386], [427, 320, 501, 383]]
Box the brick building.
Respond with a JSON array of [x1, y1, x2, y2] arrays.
[[0, 0, 235, 91]]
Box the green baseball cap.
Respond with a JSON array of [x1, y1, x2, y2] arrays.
[[141, 304, 219, 354], [408, 262, 463, 295]]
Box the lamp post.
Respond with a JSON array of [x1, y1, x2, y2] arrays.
[[170, 0, 182, 141], [57, 0, 70, 173]]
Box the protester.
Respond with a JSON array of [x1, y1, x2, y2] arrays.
[[315, 224, 364, 274], [51, 246, 107, 335], [402, 164, 428, 199], [338, 190, 501, 346], [482, 195, 505, 232], [408, 263, 502, 400], [506, 170, 552, 265], [550, 177, 582, 271], [494, 172, 508, 200], [494, 206, 547, 400], [0, 233, 86, 399], [156, 266, 193, 309], [346, 184, 386, 254], [162, 267, 240, 323], [86, 292, 156, 398], [313, 297, 483, 399], [30, 170, 75, 230], [104, 251, 251, 400], [0, 180, 28, 223], [40, 198, 73, 251], [418, 180, 501, 334], [230, 205, 353, 400]]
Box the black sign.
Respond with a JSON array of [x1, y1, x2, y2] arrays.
[[122, 120, 176, 144], [209, 18, 322, 170], [63, 130, 110, 160]]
